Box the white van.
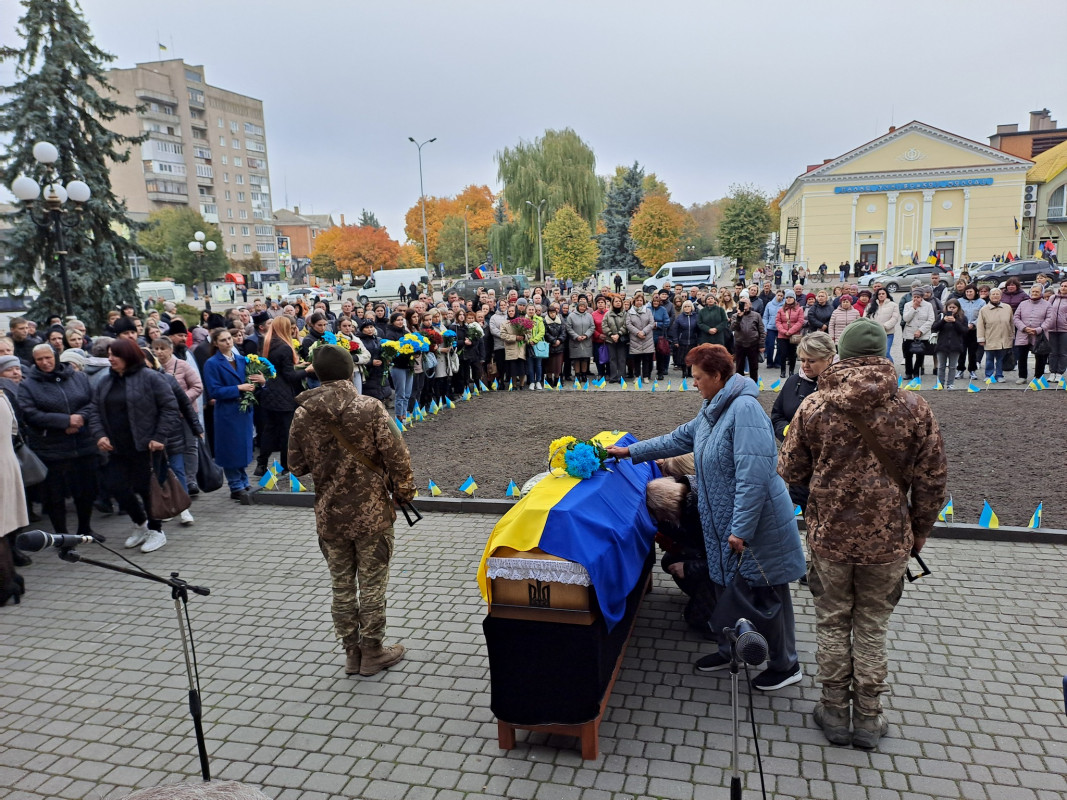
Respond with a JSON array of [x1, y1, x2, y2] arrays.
[[136, 281, 187, 303], [357, 268, 432, 304], [642, 259, 728, 294]]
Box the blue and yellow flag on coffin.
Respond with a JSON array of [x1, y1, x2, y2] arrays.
[[967, 382, 981, 393], [428, 480, 442, 497], [479, 380, 489, 392], [258, 471, 277, 489], [459, 476, 477, 496], [978, 500, 999, 528], [938, 495, 953, 522], [491, 379, 499, 390], [290, 475, 307, 493], [506, 480, 521, 498], [477, 431, 660, 630], [1028, 502, 1043, 529]]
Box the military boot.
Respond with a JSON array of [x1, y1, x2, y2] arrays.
[[359, 642, 405, 676], [344, 646, 361, 676], [813, 702, 851, 746], [852, 711, 888, 749]]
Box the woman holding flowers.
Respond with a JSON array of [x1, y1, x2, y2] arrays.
[[461, 312, 485, 390], [428, 310, 456, 403], [203, 327, 265, 498], [255, 316, 308, 478], [499, 305, 528, 387], [384, 312, 415, 422]]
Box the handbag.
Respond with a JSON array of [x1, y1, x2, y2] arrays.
[[597, 343, 610, 363], [789, 333, 803, 345], [655, 336, 671, 357], [14, 433, 48, 487], [709, 551, 782, 640], [195, 438, 225, 493], [422, 350, 438, 372], [1034, 332, 1051, 356], [149, 454, 191, 519], [906, 338, 927, 355], [533, 340, 550, 358]]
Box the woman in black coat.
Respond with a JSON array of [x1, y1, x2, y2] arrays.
[[17, 344, 99, 537], [358, 319, 392, 402], [255, 316, 309, 476], [932, 297, 969, 390]]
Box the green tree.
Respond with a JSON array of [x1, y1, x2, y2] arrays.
[[137, 207, 227, 290], [543, 205, 598, 283], [496, 128, 602, 271], [597, 162, 644, 274], [437, 213, 488, 275], [631, 195, 686, 273], [0, 0, 147, 330], [718, 185, 772, 268], [358, 209, 381, 228]]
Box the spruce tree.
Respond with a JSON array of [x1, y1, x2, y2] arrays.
[[0, 0, 145, 331], [597, 162, 644, 274], [358, 209, 381, 229]]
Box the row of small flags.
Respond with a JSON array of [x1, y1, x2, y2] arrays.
[[424, 477, 522, 499], [937, 495, 1043, 529], [258, 460, 308, 492]]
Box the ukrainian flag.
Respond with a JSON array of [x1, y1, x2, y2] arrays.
[[985, 376, 993, 384], [967, 382, 981, 393], [1038, 376, 1050, 389], [758, 378, 764, 391], [583, 380, 590, 391], [905, 377, 921, 391], [573, 378, 581, 389], [680, 378, 689, 391], [897, 375, 903, 388], [429, 399, 439, 414], [491, 379, 499, 390], [462, 388, 471, 401], [290, 475, 307, 493], [555, 379, 562, 391], [978, 500, 999, 528], [793, 505, 803, 517], [476, 432, 659, 630], [446, 396, 456, 409], [507, 379, 514, 391], [272, 459, 283, 475], [938, 495, 953, 522], [506, 480, 521, 498], [934, 380, 943, 390], [479, 380, 489, 392], [621, 378, 627, 389], [1028, 502, 1043, 529], [397, 419, 406, 432], [666, 380, 672, 392], [428, 480, 442, 497], [651, 381, 658, 393], [459, 476, 477, 495], [258, 471, 277, 489], [635, 376, 643, 389]]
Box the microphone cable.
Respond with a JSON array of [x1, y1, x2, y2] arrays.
[[744, 663, 769, 800]]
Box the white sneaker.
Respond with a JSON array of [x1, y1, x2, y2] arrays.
[[954, 370, 963, 379], [124, 523, 148, 549], [180, 509, 194, 526], [969, 371, 977, 380], [528, 383, 535, 390], [140, 529, 167, 553], [1015, 378, 1026, 385]]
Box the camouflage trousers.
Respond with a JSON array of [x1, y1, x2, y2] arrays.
[[318, 527, 394, 649], [808, 552, 908, 715]]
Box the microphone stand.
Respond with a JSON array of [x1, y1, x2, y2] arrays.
[[726, 626, 744, 800], [57, 547, 212, 781]]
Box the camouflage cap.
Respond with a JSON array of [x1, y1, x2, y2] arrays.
[[836, 317, 887, 361]]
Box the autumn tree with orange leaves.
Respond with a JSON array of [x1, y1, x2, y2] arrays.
[[310, 224, 399, 282], [404, 185, 496, 269]]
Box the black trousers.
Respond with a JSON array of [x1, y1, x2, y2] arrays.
[[40, 454, 99, 535], [734, 344, 760, 383], [257, 408, 295, 471], [632, 352, 653, 380], [903, 348, 926, 378], [106, 450, 162, 531]]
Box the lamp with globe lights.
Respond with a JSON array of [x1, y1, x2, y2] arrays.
[[187, 230, 218, 297], [9, 141, 93, 318]]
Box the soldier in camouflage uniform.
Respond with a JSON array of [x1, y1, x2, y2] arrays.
[[288, 345, 416, 677], [778, 318, 946, 749]]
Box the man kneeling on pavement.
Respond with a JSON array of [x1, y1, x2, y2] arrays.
[[288, 344, 416, 677]]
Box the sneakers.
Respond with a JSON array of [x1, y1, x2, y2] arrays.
[[186, 482, 200, 497], [124, 522, 149, 549], [945, 384, 957, 390], [140, 529, 167, 553], [969, 371, 977, 380], [694, 652, 731, 672], [359, 643, 405, 676], [752, 664, 803, 691], [954, 369, 963, 379], [852, 711, 889, 749], [180, 509, 194, 526], [1015, 378, 1026, 385], [813, 702, 852, 746]]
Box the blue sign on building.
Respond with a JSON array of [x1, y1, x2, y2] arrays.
[[834, 178, 994, 194]]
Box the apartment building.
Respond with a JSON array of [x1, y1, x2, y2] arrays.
[[104, 59, 277, 272]]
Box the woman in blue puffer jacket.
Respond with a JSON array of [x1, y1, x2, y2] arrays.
[[608, 343, 805, 691]]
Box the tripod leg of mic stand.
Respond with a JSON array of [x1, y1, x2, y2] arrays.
[[174, 596, 211, 781], [731, 663, 742, 800]]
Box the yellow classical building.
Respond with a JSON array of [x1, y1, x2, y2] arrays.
[[779, 122, 1034, 269]]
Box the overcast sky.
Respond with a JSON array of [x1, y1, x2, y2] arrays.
[[3, 0, 1066, 241]]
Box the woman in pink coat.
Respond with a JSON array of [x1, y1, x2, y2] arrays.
[[775, 290, 806, 377]]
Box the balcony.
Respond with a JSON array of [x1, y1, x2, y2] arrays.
[[146, 129, 182, 144], [147, 190, 188, 203], [136, 88, 179, 106], [190, 115, 208, 129], [141, 108, 181, 125]]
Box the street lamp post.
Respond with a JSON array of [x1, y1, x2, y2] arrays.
[[408, 136, 436, 274], [526, 199, 546, 284], [463, 205, 470, 274], [187, 231, 218, 297], [9, 141, 93, 319]]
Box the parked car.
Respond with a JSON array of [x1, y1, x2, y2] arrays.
[[857, 264, 953, 291], [284, 287, 324, 304], [972, 259, 1062, 288], [448, 275, 531, 302]]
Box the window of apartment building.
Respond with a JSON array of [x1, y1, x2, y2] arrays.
[[193, 146, 211, 160], [226, 209, 233, 219], [198, 186, 211, 197], [156, 141, 184, 155], [233, 157, 242, 167], [256, 242, 276, 254], [221, 155, 228, 165], [190, 108, 204, 120], [224, 190, 231, 201], [145, 179, 187, 195], [243, 244, 252, 255], [241, 226, 250, 236], [230, 244, 237, 254], [245, 140, 266, 153], [200, 203, 217, 216], [244, 122, 264, 136], [223, 173, 229, 183], [188, 88, 204, 105], [185, 69, 202, 83], [239, 209, 248, 219], [232, 138, 240, 149], [230, 121, 238, 132], [237, 191, 246, 202], [219, 136, 226, 147], [191, 129, 207, 141], [153, 162, 187, 175], [247, 157, 265, 169], [196, 164, 213, 178], [1050, 185, 1067, 220], [236, 174, 244, 185], [229, 225, 236, 235], [253, 209, 265, 220], [250, 191, 262, 203], [255, 225, 273, 236], [217, 117, 224, 128]]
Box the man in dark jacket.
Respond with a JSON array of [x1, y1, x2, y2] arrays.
[[729, 298, 765, 382], [9, 318, 39, 367], [778, 318, 946, 750]]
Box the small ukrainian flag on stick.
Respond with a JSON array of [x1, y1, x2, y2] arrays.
[[770, 378, 782, 392], [506, 480, 521, 498], [680, 378, 689, 391], [479, 380, 489, 392], [635, 376, 643, 389], [897, 375, 903, 388], [491, 379, 499, 390], [290, 475, 307, 493], [938, 495, 953, 523], [574, 377, 581, 390], [1027, 502, 1042, 529], [459, 475, 477, 496], [621, 378, 628, 389], [258, 471, 278, 490], [583, 380, 590, 391], [428, 480, 442, 497], [934, 379, 943, 390], [793, 504, 803, 517], [507, 379, 514, 391], [758, 378, 764, 391], [666, 379, 672, 392], [967, 381, 981, 393], [978, 500, 999, 528], [651, 381, 658, 393]]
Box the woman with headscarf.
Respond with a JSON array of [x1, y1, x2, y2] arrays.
[[88, 338, 180, 554], [602, 295, 629, 383], [203, 327, 265, 498]]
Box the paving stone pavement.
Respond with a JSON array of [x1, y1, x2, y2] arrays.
[[2, 490, 1066, 800]]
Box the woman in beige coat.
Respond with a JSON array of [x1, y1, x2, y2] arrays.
[[1, 392, 28, 606], [626, 292, 656, 380], [976, 288, 1015, 382]]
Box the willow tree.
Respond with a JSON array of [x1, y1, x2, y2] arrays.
[[0, 0, 144, 330], [495, 128, 602, 273]]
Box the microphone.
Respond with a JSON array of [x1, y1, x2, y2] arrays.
[[15, 530, 100, 552], [728, 618, 769, 666]]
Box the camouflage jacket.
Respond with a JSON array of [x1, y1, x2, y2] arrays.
[[777, 356, 946, 565], [288, 380, 416, 539]]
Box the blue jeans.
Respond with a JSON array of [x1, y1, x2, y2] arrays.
[[526, 356, 543, 385], [885, 333, 894, 359], [390, 367, 413, 420], [224, 467, 249, 492], [169, 451, 189, 491], [764, 330, 778, 367], [984, 349, 1006, 380]]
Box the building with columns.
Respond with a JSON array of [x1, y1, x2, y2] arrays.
[[778, 122, 1033, 270]]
